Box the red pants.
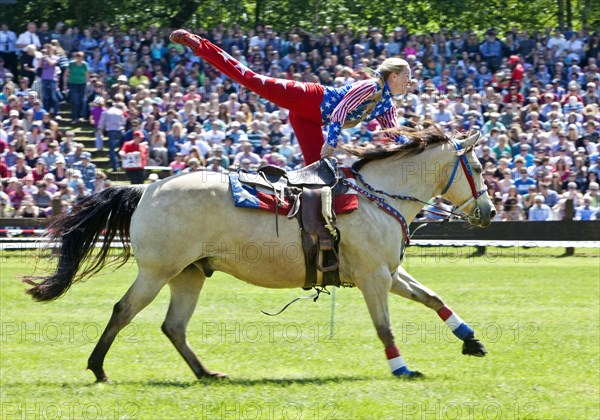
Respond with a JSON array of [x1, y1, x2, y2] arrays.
[[191, 39, 325, 164]]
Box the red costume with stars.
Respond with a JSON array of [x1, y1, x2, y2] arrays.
[[170, 30, 399, 164]]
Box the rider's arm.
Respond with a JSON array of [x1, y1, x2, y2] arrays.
[[326, 80, 376, 148], [376, 102, 410, 144]]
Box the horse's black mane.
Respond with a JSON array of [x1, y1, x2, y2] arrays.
[[341, 122, 455, 164]]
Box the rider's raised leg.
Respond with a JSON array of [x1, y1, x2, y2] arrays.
[[288, 113, 326, 165], [169, 30, 324, 115]]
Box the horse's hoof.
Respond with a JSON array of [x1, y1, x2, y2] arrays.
[[169, 30, 202, 51], [88, 366, 110, 383], [200, 371, 228, 380], [393, 367, 424, 379], [462, 336, 488, 357], [396, 371, 424, 380]]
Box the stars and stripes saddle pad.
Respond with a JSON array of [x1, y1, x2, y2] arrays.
[[228, 168, 359, 214]]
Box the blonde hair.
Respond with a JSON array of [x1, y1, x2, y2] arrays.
[[377, 58, 410, 81], [342, 58, 409, 128]]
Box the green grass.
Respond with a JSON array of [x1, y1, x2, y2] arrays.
[[1, 247, 598, 419]]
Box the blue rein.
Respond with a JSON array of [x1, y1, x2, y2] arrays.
[[346, 138, 488, 243]]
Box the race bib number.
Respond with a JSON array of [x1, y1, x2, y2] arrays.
[[122, 152, 142, 168]]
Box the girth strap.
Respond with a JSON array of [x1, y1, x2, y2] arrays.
[[298, 188, 341, 290]]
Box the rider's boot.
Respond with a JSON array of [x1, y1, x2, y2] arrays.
[[169, 30, 203, 54]]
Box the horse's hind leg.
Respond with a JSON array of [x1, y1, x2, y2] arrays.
[[161, 264, 227, 380], [358, 270, 422, 378], [87, 269, 167, 382], [390, 265, 487, 357]]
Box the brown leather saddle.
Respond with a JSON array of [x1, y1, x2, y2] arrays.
[[237, 158, 345, 289]]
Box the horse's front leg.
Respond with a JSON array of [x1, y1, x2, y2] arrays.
[[391, 265, 487, 357], [358, 269, 423, 378]]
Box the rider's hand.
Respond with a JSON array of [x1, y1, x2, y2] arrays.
[[320, 143, 335, 159]]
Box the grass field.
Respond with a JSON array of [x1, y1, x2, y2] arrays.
[[1, 246, 599, 419]]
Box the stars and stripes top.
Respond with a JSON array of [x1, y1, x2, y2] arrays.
[[321, 79, 398, 148]]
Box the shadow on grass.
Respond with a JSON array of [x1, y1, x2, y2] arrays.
[[99, 375, 379, 388], [9, 374, 424, 389], [222, 376, 374, 386]]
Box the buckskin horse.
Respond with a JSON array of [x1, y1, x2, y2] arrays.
[[25, 126, 494, 381]]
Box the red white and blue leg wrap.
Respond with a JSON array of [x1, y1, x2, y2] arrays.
[[385, 345, 413, 376], [437, 306, 474, 341]]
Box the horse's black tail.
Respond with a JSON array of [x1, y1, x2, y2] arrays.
[[23, 186, 145, 302]]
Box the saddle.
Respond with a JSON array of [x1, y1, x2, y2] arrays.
[[237, 158, 344, 290], [237, 157, 341, 191]]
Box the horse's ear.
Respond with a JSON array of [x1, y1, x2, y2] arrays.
[[463, 131, 481, 149]]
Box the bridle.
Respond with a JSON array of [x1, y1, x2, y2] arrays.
[[343, 137, 488, 245], [440, 139, 488, 215]]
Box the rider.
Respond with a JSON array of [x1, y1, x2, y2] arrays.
[[170, 29, 415, 165]]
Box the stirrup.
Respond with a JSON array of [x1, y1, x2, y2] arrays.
[[317, 246, 339, 272]]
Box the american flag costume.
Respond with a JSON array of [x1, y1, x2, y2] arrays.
[[173, 31, 401, 164]]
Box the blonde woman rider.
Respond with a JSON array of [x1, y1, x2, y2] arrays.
[[170, 29, 415, 164]]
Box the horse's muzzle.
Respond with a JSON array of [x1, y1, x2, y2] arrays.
[[468, 205, 494, 228]]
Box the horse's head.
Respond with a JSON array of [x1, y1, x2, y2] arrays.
[[439, 132, 495, 227]]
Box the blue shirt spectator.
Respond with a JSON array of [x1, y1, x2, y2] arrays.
[[528, 196, 553, 221], [514, 169, 537, 195], [575, 199, 597, 221]]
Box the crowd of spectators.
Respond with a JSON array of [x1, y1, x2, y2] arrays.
[[0, 21, 599, 221]]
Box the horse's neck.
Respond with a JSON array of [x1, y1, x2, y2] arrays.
[[359, 147, 445, 223]]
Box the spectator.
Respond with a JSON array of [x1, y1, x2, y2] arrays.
[[225, 121, 246, 143], [0, 24, 18, 77], [8, 180, 27, 210], [168, 152, 187, 174], [40, 141, 63, 167], [17, 195, 40, 218], [15, 22, 41, 52], [528, 195, 554, 220], [424, 196, 452, 221], [19, 45, 38, 84], [39, 45, 60, 117], [210, 145, 230, 168], [148, 131, 168, 166], [63, 51, 89, 124], [234, 141, 261, 166], [503, 197, 524, 221], [539, 183, 560, 207], [74, 151, 97, 191], [119, 130, 148, 184], [515, 168, 536, 195], [31, 159, 47, 183], [98, 99, 126, 171], [31, 180, 52, 216], [89, 97, 106, 151], [574, 196, 597, 220], [182, 157, 202, 173]]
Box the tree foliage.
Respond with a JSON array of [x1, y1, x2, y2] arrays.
[[1, 0, 598, 34]]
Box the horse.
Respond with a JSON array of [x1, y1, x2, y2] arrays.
[[24, 126, 495, 382]]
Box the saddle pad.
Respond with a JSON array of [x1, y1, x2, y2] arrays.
[[229, 172, 358, 214]]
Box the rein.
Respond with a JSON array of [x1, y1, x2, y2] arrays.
[[261, 286, 330, 316], [440, 139, 488, 213], [344, 139, 488, 241]]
